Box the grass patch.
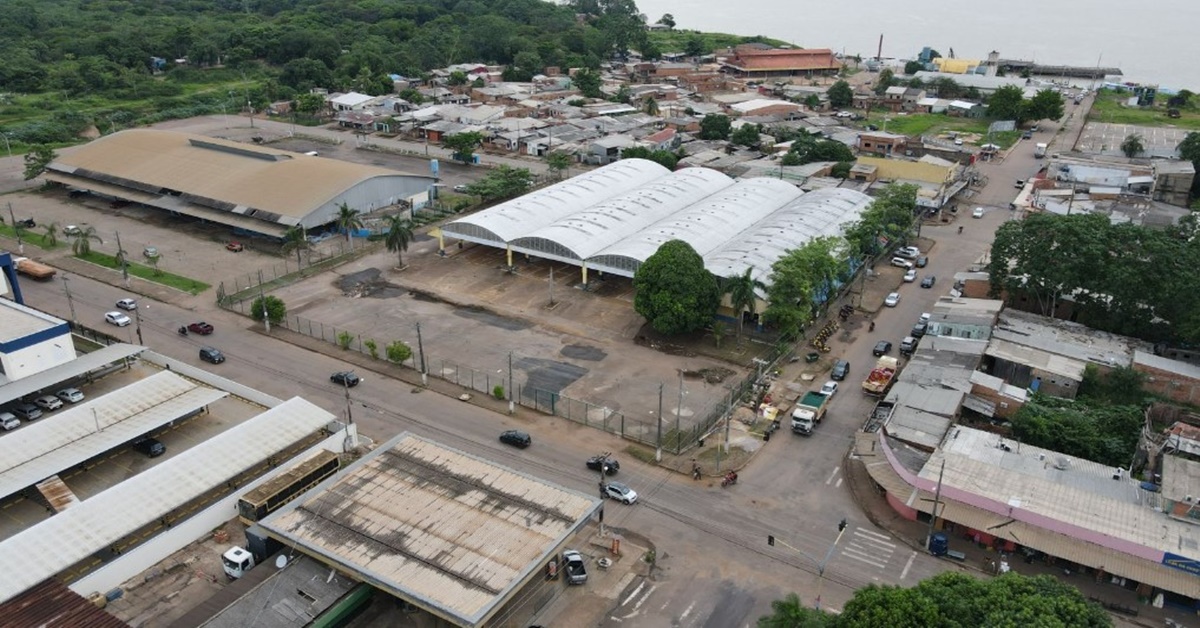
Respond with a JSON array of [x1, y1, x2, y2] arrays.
[[1089, 89, 1200, 129], [0, 223, 59, 250], [864, 112, 992, 137], [647, 29, 790, 53], [623, 444, 658, 465], [76, 251, 210, 294]]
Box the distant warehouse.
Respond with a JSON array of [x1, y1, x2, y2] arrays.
[[44, 129, 435, 238]]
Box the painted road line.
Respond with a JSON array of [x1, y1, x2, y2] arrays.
[[839, 545, 891, 569], [825, 466, 840, 485], [900, 551, 917, 580]]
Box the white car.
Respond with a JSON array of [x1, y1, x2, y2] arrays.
[[903, 269, 917, 282], [602, 482, 638, 505], [116, 298, 138, 311], [63, 225, 81, 236], [105, 311, 131, 327], [35, 395, 64, 411], [819, 380, 838, 397], [56, 388, 85, 404], [890, 257, 914, 269], [896, 246, 920, 259], [972, 207, 985, 218], [884, 292, 901, 307]]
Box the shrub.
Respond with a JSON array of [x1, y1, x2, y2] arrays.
[[337, 330, 354, 349], [493, 385, 505, 400], [364, 339, 378, 359], [386, 340, 412, 364]]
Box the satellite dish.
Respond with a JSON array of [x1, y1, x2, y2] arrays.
[[275, 555, 288, 569]]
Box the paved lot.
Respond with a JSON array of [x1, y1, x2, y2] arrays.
[[1077, 121, 1189, 158]]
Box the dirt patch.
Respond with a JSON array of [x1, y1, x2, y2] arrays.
[[516, 356, 589, 397], [682, 367, 736, 384], [560, 344, 607, 361], [336, 268, 407, 298], [454, 305, 533, 331]]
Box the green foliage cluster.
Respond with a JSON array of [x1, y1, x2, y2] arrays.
[[620, 146, 678, 169], [827, 80, 853, 108], [764, 236, 848, 339], [989, 212, 1200, 344], [1012, 397, 1144, 468], [842, 184, 919, 257], [699, 114, 732, 140], [386, 340, 412, 364], [444, 131, 485, 164], [250, 295, 287, 325], [987, 86, 1065, 123], [633, 240, 719, 336], [464, 165, 535, 201], [1178, 132, 1200, 197]]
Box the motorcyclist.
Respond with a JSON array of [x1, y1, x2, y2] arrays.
[[178, 326, 188, 336]]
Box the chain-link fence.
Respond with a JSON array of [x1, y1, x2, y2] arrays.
[[217, 239, 367, 306]]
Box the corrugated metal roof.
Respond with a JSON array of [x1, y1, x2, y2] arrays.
[[0, 370, 228, 499], [0, 397, 336, 604], [260, 433, 602, 628], [0, 343, 143, 408], [0, 579, 129, 628]]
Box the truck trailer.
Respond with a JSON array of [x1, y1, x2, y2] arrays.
[[13, 257, 56, 281]]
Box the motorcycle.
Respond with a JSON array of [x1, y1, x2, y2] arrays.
[[721, 472, 738, 488], [178, 326, 188, 336]]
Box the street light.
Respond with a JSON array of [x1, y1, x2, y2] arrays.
[[767, 518, 850, 609]]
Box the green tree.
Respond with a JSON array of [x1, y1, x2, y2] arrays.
[[987, 84, 1026, 121], [295, 92, 326, 117], [1026, 88, 1066, 122], [843, 183, 919, 256], [23, 145, 56, 180], [334, 202, 364, 250], [447, 70, 469, 86], [904, 60, 924, 75], [756, 593, 834, 628], [633, 240, 719, 335], [873, 68, 896, 95], [619, 146, 677, 169], [546, 151, 572, 179], [383, 213, 414, 268], [250, 295, 287, 325], [279, 225, 312, 268], [444, 131, 485, 164], [571, 67, 603, 98], [827, 79, 853, 108], [1167, 89, 1194, 109], [698, 114, 732, 140], [613, 84, 632, 104], [642, 95, 660, 115], [656, 13, 675, 29], [685, 36, 706, 58], [466, 165, 534, 201], [1120, 133, 1145, 158], [70, 225, 103, 256], [988, 212, 1113, 317], [830, 161, 853, 178], [730, 123, 761, 148], [386, 340, 413, 364], [723, 267, 765, 343], [398, 87, 425, 104], [764, 236, 847, 338], [42, 222, 59, 248], [803, 94, 821, 110]]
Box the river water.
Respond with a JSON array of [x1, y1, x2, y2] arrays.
[[634, 0, 1199, 90]]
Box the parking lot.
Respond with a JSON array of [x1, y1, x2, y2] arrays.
[[1077, 121, 1189, 158]]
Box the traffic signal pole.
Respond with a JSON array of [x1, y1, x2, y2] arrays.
[[767, 518, 849, 610]]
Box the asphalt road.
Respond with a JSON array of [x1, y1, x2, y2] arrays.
[[10, 100, 1095, 626]]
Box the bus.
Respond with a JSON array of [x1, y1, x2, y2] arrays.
[[238, 450, 341, 525]]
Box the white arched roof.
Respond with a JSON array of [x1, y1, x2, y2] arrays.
[[705, 187, 873, 286], [509, 168, 734, 263], [441, 158, 668, 245], [587, 177, 801, 277]]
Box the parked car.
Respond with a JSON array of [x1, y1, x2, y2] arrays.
[[330, 371, 361, 387], [896, 246, 920, 259], [132, 436, 165, 457], [116, 298, 138, 311], [1014, 179, 1025, 188], [143, 246, 160, 259], [915, 255, 928, 268], [105, 311, 131, 327], [900, 336, 919, 355], [601, 482, 638, 504], [1022, 130, 1033, 139], [920, 276, 937, 289], [56, 388, 85, 404], [972, 207, 985, 218], [911, 322, 928, 338], [0, 412, 19, 431], [586, 455, 620, 475], [34, 395, 63, 411], [884, 292, 901, 307], [903, 269, 917, 283], [873, 341, 893, 356], [831, 359, 850, 381], [890, 257, 914, 269], [9, 402, 42, 421], [187, 321, 215, 335], [199, 347, 225, 364], [562, 549, 588, 585], [499, 429, 531, 448], [226, 241, 245, 252], [62, 225, 82, 236], [453, 184, 470, 193], [819, 381, 839, 397]]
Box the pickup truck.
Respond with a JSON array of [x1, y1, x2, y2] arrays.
[[862, 356, 899, 396], [562, 550, 588, 585], [790, 391, 829, 436]]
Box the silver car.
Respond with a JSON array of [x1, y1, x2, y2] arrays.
[[602, 482, 638, 504]]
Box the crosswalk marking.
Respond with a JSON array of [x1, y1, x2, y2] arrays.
[[838, 526, 898, 571]]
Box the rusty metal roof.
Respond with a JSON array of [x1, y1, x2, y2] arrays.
[[0, 579, 128, 628], [260, 433, 602, 628]]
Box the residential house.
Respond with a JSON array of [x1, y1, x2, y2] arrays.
[[1153, 160, 1196, 207], [858, 131, 908, 156], [902, 87, 927, 110], [586, 135, 637, 165], [728, 99, 802, 118], [641, 127, 678, 152], [329, 92, 377, 111], [882, 86, 907, 112], [720, 46, 840, 79], [947, 100, 984, 117]]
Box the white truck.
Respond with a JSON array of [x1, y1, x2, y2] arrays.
[[222, 524, 283, 579], [1034, 143, 1048, 158], [790, 391, 830, 436]]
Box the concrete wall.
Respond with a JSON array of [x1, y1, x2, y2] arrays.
[[1136, 361, 1200, 405]]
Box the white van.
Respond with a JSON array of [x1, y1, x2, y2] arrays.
[[0, 412, 19, 431]]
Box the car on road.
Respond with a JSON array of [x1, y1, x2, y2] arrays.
[[330, 371, 361, 387], [884, 292, 901, 307], [602, 482, 638, 504], [911, 321, 928, 338], [890, 257, 914, 269], [562, 549, 588, 585], [132, 437, 165, 458], [873, 340, 893, 356], [903, 269, 917, 282], [900, 336, 919, 355], [9, 402, 42, 421], [187, 322, 215, 335], [1022, 130, 1033, 139], [453, 184, 470, 193], [915, 255, 928, 268], [896, 246, 920, 259], [143, 246, 160, 259], [831, 359, 850, 381], [819, 380, 838, 397], [198, 347, 225, 364], [116, 298, 138, 311], [499, 429, 531, 448], [1014, 179, 1025, 188], [226, 242, 245, 252], [972, 207, 985, 218], [56, 388, 85, 404], [63, 225, 82, 236], [920, 276, 936, 289], [586, 455, 620, 475], [105, 311, 131, 327], [34, 395, 63, 411]]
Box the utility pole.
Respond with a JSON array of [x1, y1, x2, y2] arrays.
[[258, 270, 270, 333], [548, 266, 555, 306], [114, 231, 130, 288], [655, 383, 664, 462], [925, 460, 946, 552], [675, 370, 685, 441], [415, 322, 427, 385], [62, 274, 78, 326], [342, 376, 353, 425], [508, 351, 515, 414], [7, 203, 22, 255], [134, 304, 144, 345]]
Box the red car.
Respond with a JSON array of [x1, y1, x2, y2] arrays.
[[226, 242, 244, 252], [187, 322, 214, 335]]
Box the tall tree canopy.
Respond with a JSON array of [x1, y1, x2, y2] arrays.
[[633, 240, 719, 335]]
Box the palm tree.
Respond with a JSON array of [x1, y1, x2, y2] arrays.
[[43, 222, 59, 248], [642, 95, 660, 116], [279, 225, 312, 268], [334, 202, 364, 250], [383, 213, 415, 268], [724, 268, 766, 343], [70, 226, 103, 257]]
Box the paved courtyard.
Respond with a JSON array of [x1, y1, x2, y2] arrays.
[[1076, 121, 1190, 158]]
